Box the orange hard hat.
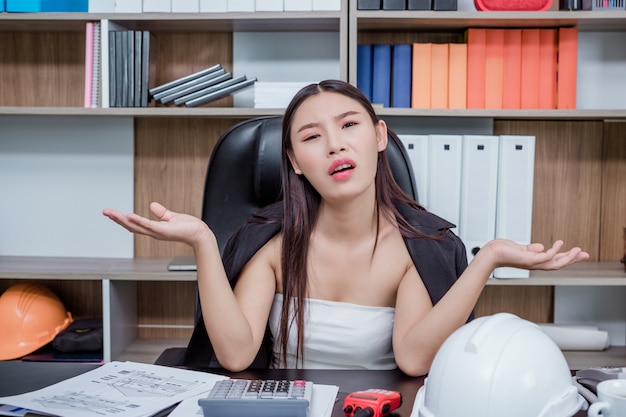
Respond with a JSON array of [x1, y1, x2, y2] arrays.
[[0, 282, 73, 360]]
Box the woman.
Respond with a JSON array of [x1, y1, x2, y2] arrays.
[[103, 80, 588, 376]]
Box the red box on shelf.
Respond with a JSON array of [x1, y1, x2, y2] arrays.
[[474, 0, 552, 11]]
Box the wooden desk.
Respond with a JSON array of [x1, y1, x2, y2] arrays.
[[0, 361, 588, 417]]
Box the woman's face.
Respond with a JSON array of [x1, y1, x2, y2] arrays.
[[287, 91, 388, 203]]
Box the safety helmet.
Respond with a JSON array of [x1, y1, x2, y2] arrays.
[[414, 312, 584, 417], [0, 282, 73, 360]]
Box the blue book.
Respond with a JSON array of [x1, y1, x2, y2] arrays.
[[372, 44, 392, 108], [357, 44, 373, 103], [392, 44, 412, 108], [7, 0, 87, 11]]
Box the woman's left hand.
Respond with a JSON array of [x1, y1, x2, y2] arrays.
[[480, 239, 589, 271]]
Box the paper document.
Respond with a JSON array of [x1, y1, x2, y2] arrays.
[[0, 361, 228, 417]]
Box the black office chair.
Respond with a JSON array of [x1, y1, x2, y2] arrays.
[[155, 115, 418, 367]]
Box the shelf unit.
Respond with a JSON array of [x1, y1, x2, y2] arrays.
[[1, 4, 625, 367]]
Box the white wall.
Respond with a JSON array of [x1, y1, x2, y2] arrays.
[[232, 31, 341, 107], [555, 286, 626, 347], [577, 32, 626, 109], [0, 116, 134, 258]]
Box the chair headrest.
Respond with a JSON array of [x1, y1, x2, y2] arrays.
[[253, 117, 282, 207], [201, 115, 418, 253]]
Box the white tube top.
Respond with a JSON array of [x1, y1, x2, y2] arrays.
[[268, 293, 396, 370]]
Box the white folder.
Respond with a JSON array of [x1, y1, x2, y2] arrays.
[[200, 0, 227, 12], [227, 0, 255, 11], [493, 135, 536, 278], [114, 0, 142, 12], [459, 135, 499, 263], [313, 0, 341, 10], [172, 0, 199, 12], [89, 0, 115, 12], [284, 0, 313, 10], [143, 0, 171, 12], [255, 0, 283, 10], [426, 135, 463, 229], [397, 134, 429, 209]]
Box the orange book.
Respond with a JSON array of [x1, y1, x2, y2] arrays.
[[557, 27, 578, 110], [430, 43, 449, 109], [448, 43, 467, 109], [484, 29, 504, 109], [520, 28, 541, 109], [411, 43, 432, 109], [466, 28, 487, 109], [538, 28, 557, 109], [502, 29, 522, 109]]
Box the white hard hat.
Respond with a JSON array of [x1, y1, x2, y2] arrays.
[[414, 312, 584, 417]]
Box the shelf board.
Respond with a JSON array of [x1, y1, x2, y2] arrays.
[[117, 338, 625, 369], [564, 345, 626, 370], [375, 107, 626, 120], [356, 10, 626, 31], [3, 106, 626, 120], [115, 338, 189, 364], [486, 262, 626, 286], [1, 256, 623, 285], [0, 11, 343, 32], [0, 256, 197, 281], [0, 106, 285, 118]]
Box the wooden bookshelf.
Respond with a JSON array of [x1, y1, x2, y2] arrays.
[[1, 2, 625, 365]]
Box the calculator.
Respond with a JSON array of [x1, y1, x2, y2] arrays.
[[198, 378, 314, 417]]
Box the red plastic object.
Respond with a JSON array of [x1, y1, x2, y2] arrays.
[[343, 389, 402, 417], [474, 0, 553, 11]]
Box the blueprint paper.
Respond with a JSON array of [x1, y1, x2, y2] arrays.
[[0, 361, 228, 417]]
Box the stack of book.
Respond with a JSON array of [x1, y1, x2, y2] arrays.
[[357, 27, 578, 110], [149, 64, 257, 108], [108, 29, 156, 108]]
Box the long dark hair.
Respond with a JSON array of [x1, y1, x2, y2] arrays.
[[277, 80, 428, 366]]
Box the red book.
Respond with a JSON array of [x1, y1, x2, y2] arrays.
[[485, 29, 504, 109], [539, 28, 557, 109], [466, 28, 487, 109], [520, 28, 541, 109], [502, 29, 522, 109], [557, 27, 578, 110]]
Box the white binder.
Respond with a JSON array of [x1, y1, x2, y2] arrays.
[[493, 135, 536, 278], [200, 0, 227, 12], [143, 0, 171, 12], [284, 0, 313, 10], [426, 135, 463, 229], [114, 0, 142, 12], [397, 134, 430, 209], [227, 0, 255, 11], [255, 0, 283, 10], [172, 0, 200, 12], [459, 135, 499, 263]]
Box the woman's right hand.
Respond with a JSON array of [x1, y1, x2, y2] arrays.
[[102, 201, 213, 247]]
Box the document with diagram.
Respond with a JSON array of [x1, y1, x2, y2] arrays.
[[0, 361, 228, 417]]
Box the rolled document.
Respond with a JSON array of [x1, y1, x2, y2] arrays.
[[537, 323, 610, 351]]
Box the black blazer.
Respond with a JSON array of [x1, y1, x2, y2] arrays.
[[182, 200, 470, 369]]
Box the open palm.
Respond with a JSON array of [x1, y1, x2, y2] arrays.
[[102, 202, 210, 246]]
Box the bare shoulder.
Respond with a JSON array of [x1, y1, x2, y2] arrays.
[[379, 218, 414, 273], [248, 232, 282, 271], [236, 232, 282, 293]]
